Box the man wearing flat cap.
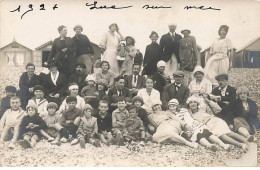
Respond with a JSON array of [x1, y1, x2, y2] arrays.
[[72, 25, 94, 75], [210, 73, 236, 126], [162, 70, 189, 109], [160, 24, 182, 77], [69, 63, 88, 92]]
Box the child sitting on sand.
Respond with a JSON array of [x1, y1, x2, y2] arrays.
[[81, 75, 98, 103], [76, 104, 101, 148]]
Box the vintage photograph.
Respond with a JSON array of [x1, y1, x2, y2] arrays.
[[0, 0, 259, 167]]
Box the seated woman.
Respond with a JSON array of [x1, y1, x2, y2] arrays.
[[57, 83, 85, 115], [137, 78, 160, 114], [186, 96, 249, 151], [96, 61, 115, 89], [148, 99, 199, 148], [228, 86, 259, 141]]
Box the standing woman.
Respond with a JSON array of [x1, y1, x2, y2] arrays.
[[47, 25, 76, 78], [204, 25, 233, 85], [99, 23, 124, 77], [18, 63, 39, 109], [142, 31, 161, 76], [120, 36, 137, 76]]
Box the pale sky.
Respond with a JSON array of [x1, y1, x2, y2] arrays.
[[0, 0, 260, 53]]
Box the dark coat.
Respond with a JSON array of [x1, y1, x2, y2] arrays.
[[72, 34, 94, 56], [142, 43, 161, 76], [95, 112, 112, 133], [152, 72, 170, 96], [160, 32, 182, 63], [108, 86, 132, 104], [228, 98, 260, 134], [19, 114, 47, 138], [124, 74, 145, 90], [69, 72, 87, 92], [212, 85, 236, 124], [162, 83, 190, 110], [0, 96, 12, 119], [18, 72, 39, 109], [48, 37, 76, 77], [134, 51, 143, 66]]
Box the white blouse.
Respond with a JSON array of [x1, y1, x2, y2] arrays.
[[137, 88, 161, 113]]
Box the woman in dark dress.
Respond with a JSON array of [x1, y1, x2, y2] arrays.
[[142, 31, 162, 76], [228, 86, 260, 140], [18, 63, 39, 109], [42, 62, 68, 106], [47, 25, 76, 78]]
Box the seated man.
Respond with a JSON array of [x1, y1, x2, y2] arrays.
[[69, 63, 88, 92], [124, 63, 145, 96]]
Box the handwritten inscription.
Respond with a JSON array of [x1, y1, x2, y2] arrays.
[[86, 1, 132, 10], [184, 5, 221, 11], [142, 5, 171, 9]]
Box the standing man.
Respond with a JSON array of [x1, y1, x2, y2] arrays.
[[160, 24, 182, 77], [162, 70, 189, 110], [124, 63, 145, 96], [73, 25, 95, 74]]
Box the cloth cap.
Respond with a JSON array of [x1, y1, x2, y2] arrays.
[[193, 66, 205, 77], [86, 74, 96, 83], [173, 70, 185, 77], [5, 86, 17, 93], [168, 99, 179, 106], [132, 96, 144, 105], [82, 104, 93, 111], [181, 29, 191, 34], [33, 85, 45, 93], [157, 60, 166, 68], [26, 101, 38, 113], [74, 25, 83, 31], [215, 73, 228, 80], [47, 102, 58, 110], [186, 96, 201, 105], [66, 96, 77, 103]]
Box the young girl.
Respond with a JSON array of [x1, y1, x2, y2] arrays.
[[28, 85, 48, 118], [186, 96, 249, 151], [168, 98, 230, 151], [81, 75, 98, 103], [148, 100, 199, 149], [76, 104, 101, 148], [19, 102, 54, 149]]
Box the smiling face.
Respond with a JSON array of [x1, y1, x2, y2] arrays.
[[153, 104, 162, 112], [26, 66, 35, 76], [34, 90, 44, 99], [116, 79, 125, 89], [194, 72, 204, 82], [69, 88, 79, 97], [145, 78, 153, 89], [238, 92, 248, 101], [129, 108, 138, 118], [83, 109, 92, 118], [168, 104, 178, 112], [110, 24, 117, 32], [101, 62, 109, 71], [67, 101, 77, 110], [132, 65, 140, 75], [173, 75, 183, 84], [27, 107, 36, 117], [117, 101, 126, 111], [98, 102, 109, 114], [188, 101, 198, 111], [150, 34, 158, 43], [76, 65, 83, 73], [133, 101, 142, 108], [168, 25, 176, 33], [75, 27, 82, 35]]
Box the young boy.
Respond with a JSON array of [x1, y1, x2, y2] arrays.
[[28, 85, 48, 118], [59, 96, 82, 144], [0, 96, 26, 148], [132, 96, 153, 136], [95, 100, 115, 145], [112, 97, 130, 146], [77, 104, 101, 148], [123, 105, 145, 144], [19, 102, 54, 149], [0, 85, 17, 119]]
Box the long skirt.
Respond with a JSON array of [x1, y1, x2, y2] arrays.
[[205, 117, 231, 137], [165, 54, 178, 78]]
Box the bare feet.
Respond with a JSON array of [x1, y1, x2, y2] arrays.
[[210, 145, 218, 152]]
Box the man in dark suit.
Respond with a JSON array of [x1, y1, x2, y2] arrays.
[[162, 70, 189, 110], [124, 63, 145, 96], [69, 63, 87, 92], [160, 24, 182, 76], [210, 73, 236, 127], [108, 75, 132, 111]]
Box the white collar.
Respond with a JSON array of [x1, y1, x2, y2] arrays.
[[175, 83, 181, 87], [51, 71, 59, 85], [219, 86, 227, 91], [169, 32, 175, 36]]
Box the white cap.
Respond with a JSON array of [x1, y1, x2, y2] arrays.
[[168, 99, 179, 106], [152, 99, 162, 107], [186, 96, 201, 105], [157, 60, 166, 68], [86, 74, 96, 83], [193, 66, 205, 77]]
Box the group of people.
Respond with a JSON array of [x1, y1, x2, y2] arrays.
[[0, 23, 259, 152]]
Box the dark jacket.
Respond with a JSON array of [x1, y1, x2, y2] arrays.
[[134, 51, 143, 66], [19, 114, 47, 138], [124, 74, 145, 90], [108, 86, 132, 104], [59, 107, 82, 128], [160, 32, 182, 62], [137, 107, 149, 130], [0, 96, 12, 119], [142, 43, 161, 76], [162, 83, 189, 109], [18, 72, 39, 109], [69, 72, 87, 92], [48, 37, 76, 77], [152, 72, 168, 96], [72, 34, 94, 56], [95, 112, 112, 133], [228, 98, 260, 134]]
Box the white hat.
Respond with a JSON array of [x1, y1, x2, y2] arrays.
[[86, 74, 96, 83], [193, 66, 204, 77], [152, 99, 162, 107], [186, 96, 201, 105], [157, 60, 166, 68], [168, 99, 179, 106]]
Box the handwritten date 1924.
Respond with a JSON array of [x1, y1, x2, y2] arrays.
[[86, 1, 132, 10]]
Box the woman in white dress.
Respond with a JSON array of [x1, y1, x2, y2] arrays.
[[137, 78, 160, 114], [204, 25, 233, 85], [99, 23, 124, 77]]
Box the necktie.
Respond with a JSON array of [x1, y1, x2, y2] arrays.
[[134, 75, 137, 83], [171, 33, 175, 40], [175, 84, 180, 92], [221, 89, 225, 96], [119, 90, 122, 96]]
